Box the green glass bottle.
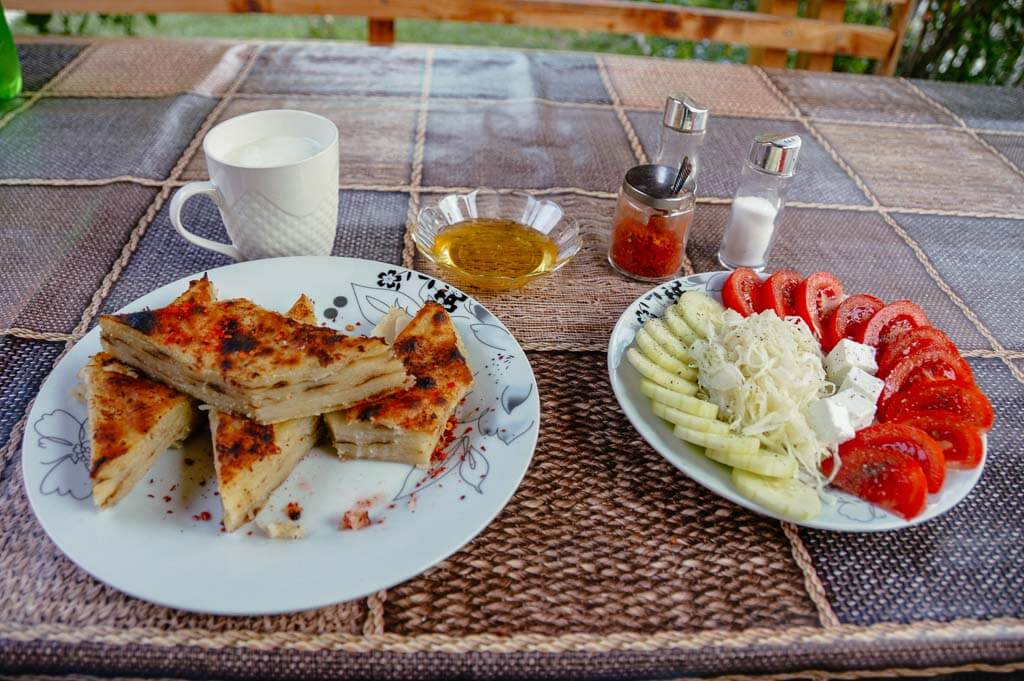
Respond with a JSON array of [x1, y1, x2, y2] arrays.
[[0, 2, 23, 100]]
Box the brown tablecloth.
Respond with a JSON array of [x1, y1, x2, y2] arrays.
[[2, 36, 1024, 680]]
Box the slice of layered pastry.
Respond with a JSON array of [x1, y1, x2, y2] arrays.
[[99, 284, 410, 424], [85, 279, 214, 508], [210, 295, 320, 532], [324, 302, 474, 468]]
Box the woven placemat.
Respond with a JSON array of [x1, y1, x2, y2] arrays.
[[766, 70, 960, 125], [384, 352, 820, 636], [602, 55, 793, 118], [15, 43, 83, 92], [50, 42, 252, 97], [814, 123, 1024, 213], [1, 184, 160, 333]]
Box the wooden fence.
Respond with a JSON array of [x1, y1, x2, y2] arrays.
[[7, 0, 915, 73]]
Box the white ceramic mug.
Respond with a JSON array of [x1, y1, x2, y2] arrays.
[[170, 109, 339, 261]]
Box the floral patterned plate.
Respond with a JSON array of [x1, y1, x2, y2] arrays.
[[607, 271, 985, 532], [22, 256, 539, 614]]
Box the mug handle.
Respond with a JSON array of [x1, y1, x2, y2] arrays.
[[169, 182, 243, 261]]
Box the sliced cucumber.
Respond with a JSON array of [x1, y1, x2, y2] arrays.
[[643, 318, 692, 361], [640, 379, 718, 419], [731, 469, 821, 521], [705, 447, 797, 478], [651, 402, 729, 434], [673, 425, 759, 456], [664, 306, 699, 344], [677, 291, 724, 339], [626, 348, 698, 395], [635, 330, 698, 381]]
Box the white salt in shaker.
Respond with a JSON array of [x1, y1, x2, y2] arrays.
[[718, 133, 801, 272]]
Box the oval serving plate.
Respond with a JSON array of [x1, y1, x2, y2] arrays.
[[22, 256, 539, 614], [607, 271, 985, 532]]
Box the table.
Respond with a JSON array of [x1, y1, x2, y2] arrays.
[[2, 36, 1023, 680]]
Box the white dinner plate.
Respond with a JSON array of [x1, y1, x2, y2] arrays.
[[22, 256, 539, 614], [607, 271, 985, 532]]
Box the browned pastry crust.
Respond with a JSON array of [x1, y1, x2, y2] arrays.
[[85, 279, 213, 508], [324, 302, 473, 467], [99, 282, 410, 424], [211, 294, 320, 532]]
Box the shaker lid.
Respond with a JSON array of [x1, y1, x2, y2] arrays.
[[622, 164, 691, 211], [663, 94, 708, 133], [749, 133, 801, 176]]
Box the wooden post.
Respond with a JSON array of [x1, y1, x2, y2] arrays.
[[368, 17, 395, 44], [747, 0, 798, 68], [879, 0, 915, 75], [796, 0, 844, 71]]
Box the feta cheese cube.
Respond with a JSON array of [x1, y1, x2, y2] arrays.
[[829, 389, 876, 431], [839, 367, 885, 405], [807, 398, 855, 446], [825, 339, 878, 383]]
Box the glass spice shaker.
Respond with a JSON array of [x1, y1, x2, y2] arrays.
[[653, 94, 708, 191], [718, 133, 801, 272], [608, 164, 696, 282]]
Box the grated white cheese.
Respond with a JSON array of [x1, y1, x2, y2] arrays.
[[692, 309, 834, 490]]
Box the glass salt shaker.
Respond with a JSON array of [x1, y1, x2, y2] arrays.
[[653, 94, 708, 191], [608, 164, 696, 282], [718, 133, 801, 272]]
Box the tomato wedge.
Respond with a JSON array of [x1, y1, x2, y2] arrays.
[[858, 301, 930, 348], [795, 272, 844, 340], [878, 348, 975, 404], [849, 423, 946, 493], [754, 269, 802, 317], [877, 326, 958, 376], [823, 445, 928, 520], [823, 294, 884, 351], [893, 411, 985, 469], [722, 268, 761, 317], [878, 379, 994, 430]]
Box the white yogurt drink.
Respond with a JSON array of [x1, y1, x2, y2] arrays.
[[222, 135, 325, 168]]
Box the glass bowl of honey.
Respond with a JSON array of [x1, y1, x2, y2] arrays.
[[414, 190, 581, 290]]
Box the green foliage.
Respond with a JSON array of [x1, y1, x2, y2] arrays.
[[901, 0, 1024, 86], [19, 11, 158, 35], [22, 13, 51, 34], [833, 0, 887, 74]]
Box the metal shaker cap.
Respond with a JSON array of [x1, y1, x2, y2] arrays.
[[622, 164, 692, 211], [663, 94, 708, 133], [749, 133, 801, 176]]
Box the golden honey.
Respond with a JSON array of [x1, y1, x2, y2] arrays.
[[431, 218, 559, 289]]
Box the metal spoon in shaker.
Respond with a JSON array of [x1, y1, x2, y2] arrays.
[[670, 156, 693, 195]]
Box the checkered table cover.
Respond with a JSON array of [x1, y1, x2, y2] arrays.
[[2, 37, 1023, 680]]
